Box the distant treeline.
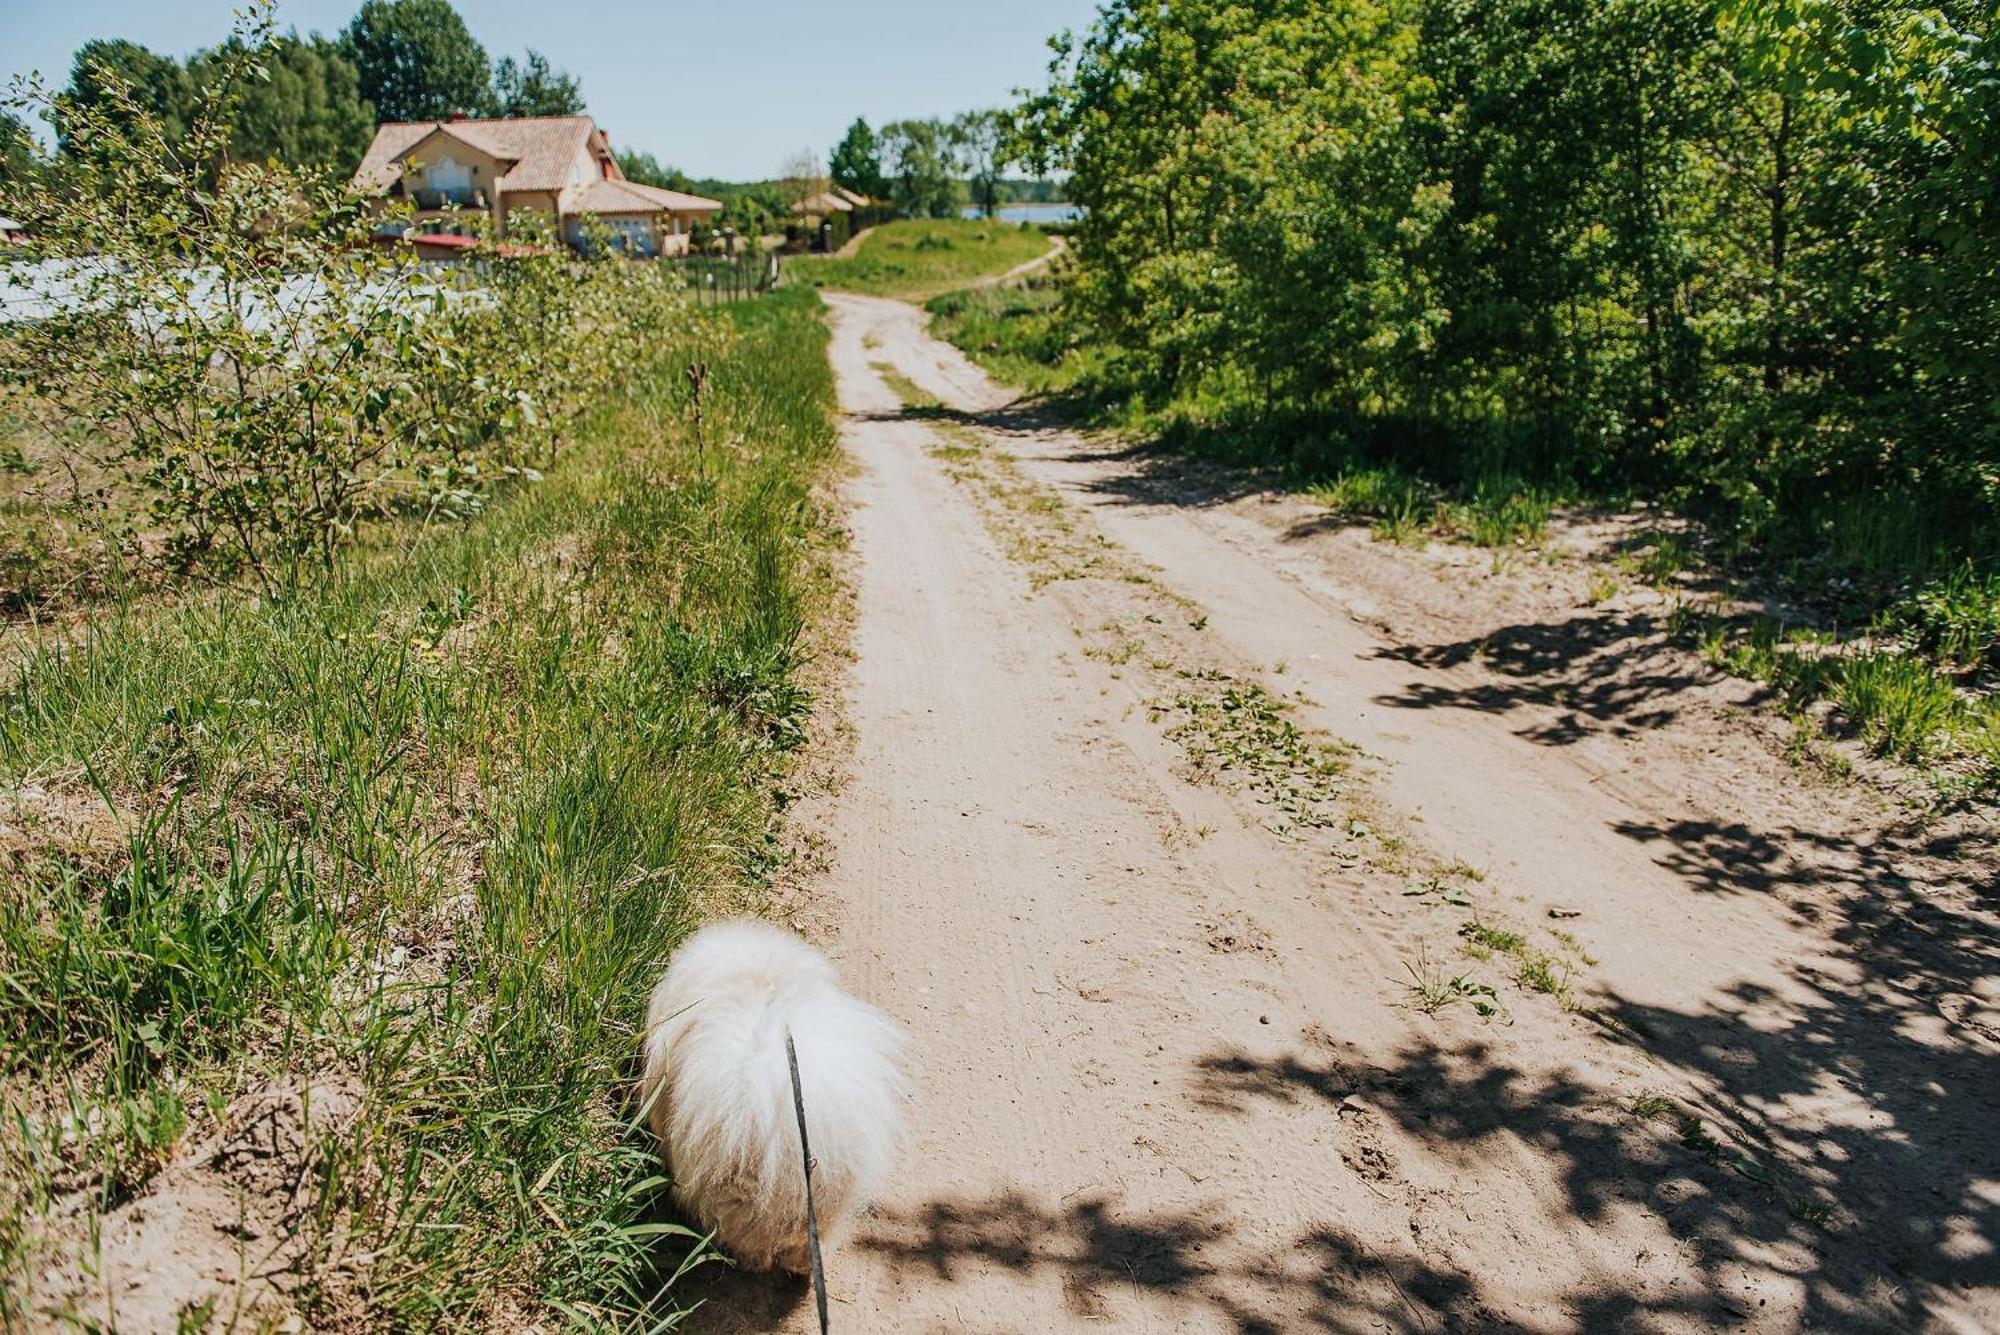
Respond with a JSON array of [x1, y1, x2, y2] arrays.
[[824, 114, 1053, 220], [1020, 0, 1999, 585], [1, 0, 582, 184]]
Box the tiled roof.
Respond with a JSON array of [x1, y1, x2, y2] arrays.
[[793, 190, 854, 215], [573, 177, 723, 216], [352, 116, 598, 195]]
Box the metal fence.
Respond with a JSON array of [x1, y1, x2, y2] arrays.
[[662, 252, 782, 304]]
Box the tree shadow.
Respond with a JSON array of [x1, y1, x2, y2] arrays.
[[1182, 801, 2000, 1329], [1367, 610, 1729, 745], [855, 1188, 1488, 1333]]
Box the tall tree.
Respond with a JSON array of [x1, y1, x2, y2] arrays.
[[829, 116, 885, 198], [341, 0, 491, 122], [491, 50, 584, 117], [951, 109, 1009, 217], [189, 33, 376, 173], [58, 39, 194, 155], [879, 118, 960, 218], [0, 111, 36, 193]]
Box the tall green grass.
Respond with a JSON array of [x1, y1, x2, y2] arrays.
[[0, 287, 840, 1328], [791, 219, 1054, 300]]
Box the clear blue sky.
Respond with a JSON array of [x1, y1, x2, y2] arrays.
[[0, 0, 1097, 180]]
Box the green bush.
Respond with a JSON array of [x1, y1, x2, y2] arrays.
[[1, 17, 684, 589]]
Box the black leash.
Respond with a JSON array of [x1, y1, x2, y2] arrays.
[[784, 1030, 830, 1335]]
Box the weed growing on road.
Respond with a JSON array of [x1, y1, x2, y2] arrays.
[[1631, 1093, 1676, 1120], [1156, 679, 1356, 836], [1400, 950, 1502, 1019]]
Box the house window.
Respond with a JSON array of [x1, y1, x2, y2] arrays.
[[412, 155, 478, 210]]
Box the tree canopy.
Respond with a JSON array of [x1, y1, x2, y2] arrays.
[[492, 50, 585, 118], [829, 117, 886, 199], [190, 33, 376, 173], [615, 150, 693, 193], [58, 40, 194, 155], [341, 0, 493, 121], [1020, 0, 2000, 574], [879, 119, 960, 219], [950, 109, 1009, 218]]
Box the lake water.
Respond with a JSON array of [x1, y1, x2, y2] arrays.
[[961, 203, 1081, 225]]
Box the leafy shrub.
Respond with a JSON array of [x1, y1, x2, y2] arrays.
[[0, 13, 687, 590], [1881, 566, 2000, 679]]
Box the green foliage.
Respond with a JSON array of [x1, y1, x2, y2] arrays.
[[927, 277, 1105, 395], [1680, 605, 2000, 782], [951, 108, 1010, 217], [491, 49, 585, 118], [342, 0, 493, 121], [58, 39, 194, 155], [1017, 0, 2000, 589], [191, 32, 376, 173], [0, 110, 32, 190], [830, 116, 886, 198], [1, 19, 680, 589], [880, 118, 962, 218], [0, 287, 838, 1327], [617, 148, 694, 193], [1882, 565, 2000, 678]]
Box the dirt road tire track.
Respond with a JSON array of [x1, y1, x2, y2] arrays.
[[691, 292, 1998, 1334]]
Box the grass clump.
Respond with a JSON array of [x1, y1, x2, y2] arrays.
[[793, 220, 1054, 300], [926, 278, 1109, 398], [0, 288, 841, 1329], [1675, 600, 2000, 786], [1400, 950, 1501, 1019]]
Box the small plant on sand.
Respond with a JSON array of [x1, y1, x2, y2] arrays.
[[1400, 950, 1501, 1018], [1678, 1114, 1725, 1159], [1459, 919, 1526, 959], [1631, 1093, 1676, 1120]]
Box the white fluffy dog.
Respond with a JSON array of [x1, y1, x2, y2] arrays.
[[640, 919, 908, 1273]]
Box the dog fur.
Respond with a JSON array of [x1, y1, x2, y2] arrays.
[[639, 919, 908, 1273]]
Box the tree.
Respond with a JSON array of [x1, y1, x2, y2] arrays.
[[951, 109, 1009, 217], [778, 147, 828, 216], [492, 50, 584, 117], [189, 33, 375, 174], [58, 40, 194, 156], [829, 116, 885, 198], [616, 149, 691, 192], [0, 111, 36, 192], [341, 0, 491, 122], [879, 118, 960, 218]]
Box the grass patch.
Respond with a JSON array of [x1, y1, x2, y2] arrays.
[[925, 279, 1108, 397], [791, 220, 1055, 301], [1673, 601, 2000, 787], [0, 288, 841, 1328], [1154, 678, 1355, 836]]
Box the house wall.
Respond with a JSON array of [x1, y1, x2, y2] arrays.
[[501, 190, 561, 244], [564, 210, 664, 257], [398, 132, 510, 232]]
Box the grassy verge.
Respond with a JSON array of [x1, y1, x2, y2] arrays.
[[1670, 600, 2000, 792], [0, 287, 840, 1329], [927, 276, 2000, 795], [790, 219, 1055, 301]]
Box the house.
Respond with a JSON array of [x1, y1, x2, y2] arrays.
[[0, 216, 26, 246], [351, 115, 721, 257], [791, 188, 853, 221]]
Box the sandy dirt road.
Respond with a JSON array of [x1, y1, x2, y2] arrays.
[[694, 293, 1997, 1334]]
